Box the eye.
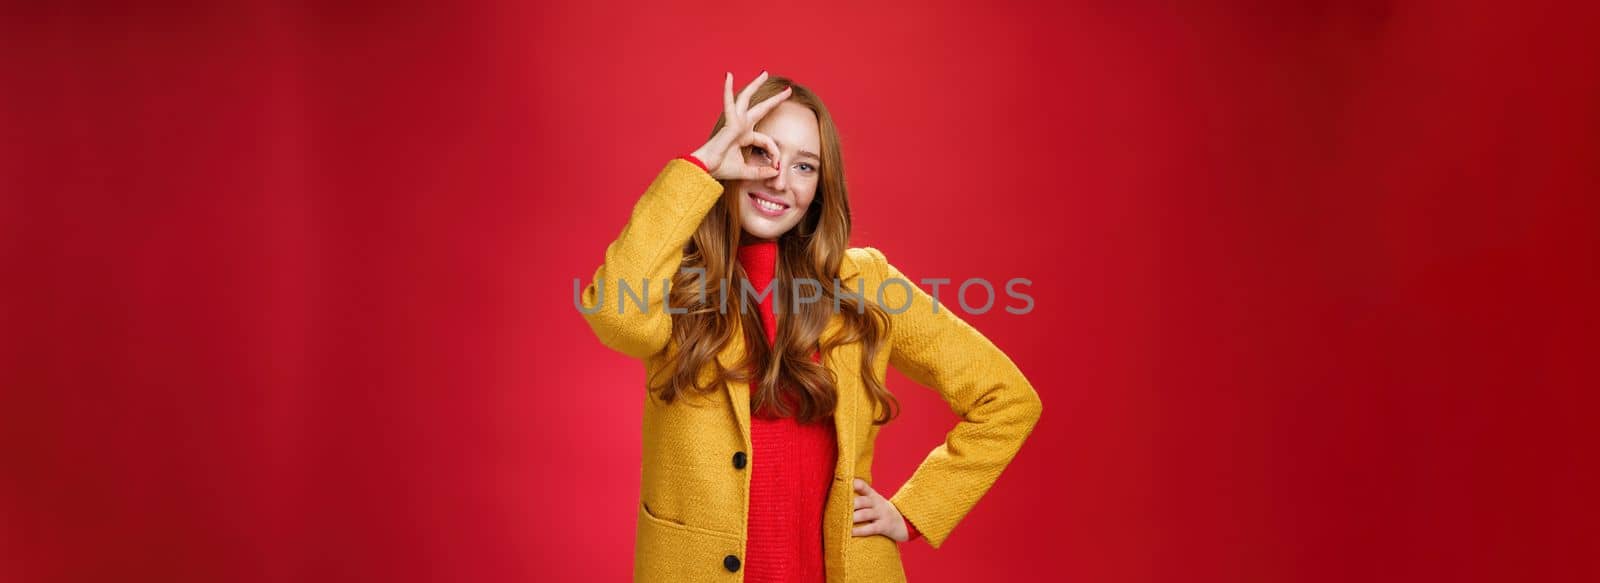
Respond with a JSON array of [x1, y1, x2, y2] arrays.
[[750, 147, 771, 161], [796, 162, 816, 172]]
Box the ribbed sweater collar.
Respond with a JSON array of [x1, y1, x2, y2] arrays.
[[736, 240, 779, 289]]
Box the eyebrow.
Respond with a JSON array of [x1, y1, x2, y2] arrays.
[[768, 139, 821, 161]]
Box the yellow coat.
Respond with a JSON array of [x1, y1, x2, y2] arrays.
[[580, 159, 1043, 582]]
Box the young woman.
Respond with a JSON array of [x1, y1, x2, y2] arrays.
[[579, 72, 1042, 582]]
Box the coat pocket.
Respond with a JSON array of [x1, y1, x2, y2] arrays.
[[843, 531, 907, 583], [635, 501, 744, 582]]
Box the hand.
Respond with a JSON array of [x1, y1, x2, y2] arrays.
[[851, 478, 910, 542], [689, 71, 793, 181]]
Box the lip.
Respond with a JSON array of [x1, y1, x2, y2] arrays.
[[746, 191, 790, 217]]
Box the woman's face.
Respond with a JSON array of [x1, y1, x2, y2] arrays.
[[732, 101, 823, 241]]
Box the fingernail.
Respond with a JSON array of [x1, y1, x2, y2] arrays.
[[760, 69, 767, 76]]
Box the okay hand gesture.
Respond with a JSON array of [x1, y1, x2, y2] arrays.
[[690, 71, 793, 181]]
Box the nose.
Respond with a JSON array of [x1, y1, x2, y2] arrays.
[[764, 161, 788, 191]]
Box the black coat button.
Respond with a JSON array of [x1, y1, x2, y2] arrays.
[[724, 554, 741, 572], [731, 451, 748, 469]]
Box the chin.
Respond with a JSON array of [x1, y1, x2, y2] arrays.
[[741, 223, 791, 241], [740, 211, 799, 240]]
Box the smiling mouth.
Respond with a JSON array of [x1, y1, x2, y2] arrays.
[[747, 192, 790, 216]]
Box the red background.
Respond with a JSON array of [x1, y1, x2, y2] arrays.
[[5, 1, 1599, 581]]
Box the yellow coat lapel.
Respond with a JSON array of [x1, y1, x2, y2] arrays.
[[712, 330, 752, 450]]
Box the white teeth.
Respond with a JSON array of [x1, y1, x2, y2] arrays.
[[753, 196, 784, 212]]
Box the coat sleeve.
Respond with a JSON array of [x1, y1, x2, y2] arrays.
[[578, 158, 723, 359], [864, 247, 1044, 549]]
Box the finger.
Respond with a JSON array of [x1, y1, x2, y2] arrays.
[[853, 495, 873, 510], [736, 70, 769, 114], [852, 521, 883, 537], [852, 507, 879, 523], [736, 165, 780, 181], [753, 132, 782, 168], [723, 72, 735, 115], [747, 86, 792, 123], [735, 132, 783, 168], [854, 479, 877, 497]]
